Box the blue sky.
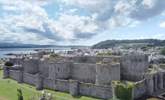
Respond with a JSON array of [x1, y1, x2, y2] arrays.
[[0, 0, 165, 45]]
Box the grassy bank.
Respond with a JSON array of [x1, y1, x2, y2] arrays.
[[0, 69, 99, 100]]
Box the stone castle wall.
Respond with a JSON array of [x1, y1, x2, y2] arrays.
[[133, 80, 147, 99], [23, 72, 36, 85], [43, 78, 54, 89], [38, 60, 49, 77], [96, 63, 120, 86], [43, 78, 113, 99], [7, 69, 155, 100], [5, 54, 152, 99], [79, 82, 112, 99], [120, 54, 149, 81], [9, 58, 23, 65], [55, 79, 70, 92], [35, 59, 120, 84], [70, 56, 102, 63], [5, 57, 119, 99], [71, 63, 96, 83], [22, 59, 39, 74], [49, 62, 71, 80], [9, 70, 20, 81], [70, 56, 120, 63], [7, 69, 113, 99]]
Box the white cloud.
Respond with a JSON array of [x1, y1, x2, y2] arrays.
[[0, 0, 165, 44], [152, 33, 165, 39], [0, 31, 55, 45], [160, 21, 165, 28], [162, 12, 165, 16], [0, 0, 101, 44], [61, 0, 165, 21], [130, 0, 165, 20], [59, 0, 165, 29], [0, 0, 54, 44], [142, 0, 156, 9], [114, 1, 131, 15], [49, 13, 98, 40]]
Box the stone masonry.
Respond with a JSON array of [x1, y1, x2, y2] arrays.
[[4, 53, 164, 99]]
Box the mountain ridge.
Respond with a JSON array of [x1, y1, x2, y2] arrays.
[[92, 39, 165, 49]]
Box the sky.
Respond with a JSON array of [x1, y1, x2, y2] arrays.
[[0, 0, 165, 45]]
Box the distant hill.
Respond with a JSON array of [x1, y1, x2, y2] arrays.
[[92, 39, 165, 49]]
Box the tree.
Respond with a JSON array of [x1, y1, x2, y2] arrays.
[[112, 81, 134, 100], [160, 48, 165, 55], [4, 61, 13, 66], [17, 89, 23, 100]]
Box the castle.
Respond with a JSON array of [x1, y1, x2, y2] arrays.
[[3, 53, 165, 99]]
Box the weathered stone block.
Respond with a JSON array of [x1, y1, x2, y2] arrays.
[[18, 70, 23, 83], [71, 63, 96, 83], [120, 54, 149, 81], [36, 74, 43, 90], [69, 80, 79, 96], [22, 59, 39, 74], [96, 63, 120, 86], [3, 66, 9, 79]]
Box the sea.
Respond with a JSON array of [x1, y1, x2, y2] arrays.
[[0, 47, 71, 58]]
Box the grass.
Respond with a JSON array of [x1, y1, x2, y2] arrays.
[[0, 69, 100, 100]]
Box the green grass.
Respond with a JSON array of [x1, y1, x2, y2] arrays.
[[0, 70, 100, 100]]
